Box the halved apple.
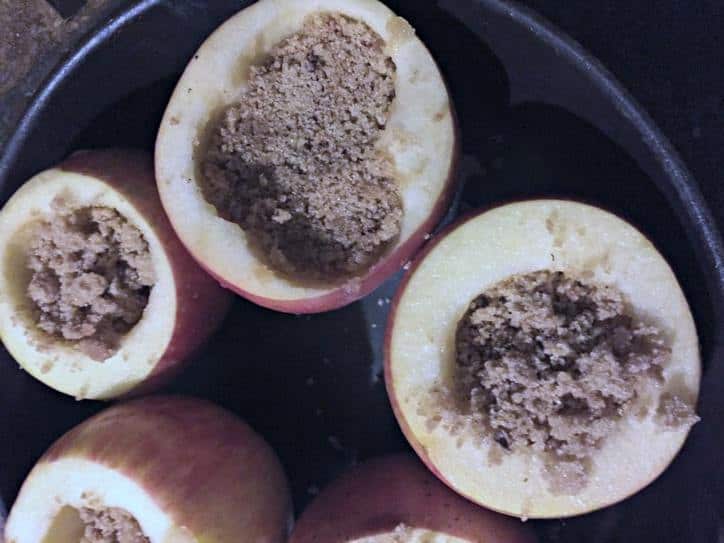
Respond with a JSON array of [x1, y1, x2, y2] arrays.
[[385, 200, 701, 518], [0, 149, 231, 400], [290, 454, 535, 543], [5, 395, 292, 543], [155, 0, 458, 313]]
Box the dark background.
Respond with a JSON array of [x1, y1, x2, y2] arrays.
[[518, 0, 723, 230]]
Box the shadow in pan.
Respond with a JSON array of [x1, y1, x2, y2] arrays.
[[166, 298, 405, 510]]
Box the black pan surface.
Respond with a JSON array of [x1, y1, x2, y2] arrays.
[[1, 1, 722, 541]]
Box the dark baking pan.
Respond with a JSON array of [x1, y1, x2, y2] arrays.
[[1, 1, 722, 541]]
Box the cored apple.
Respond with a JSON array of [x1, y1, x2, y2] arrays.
[[0, 149, 231, 400], [155, 0, 458, 313], [385, 199, 701, 518], [5, 395, 292, 543], [290, 454, 535, 543]]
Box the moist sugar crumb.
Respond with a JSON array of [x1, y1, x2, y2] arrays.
[[27, 206, 155, 361], [450, 270, 685, 494], [657, 392, 700, 427], [79, 507, 149, 543], [202, 12, 402, 279]]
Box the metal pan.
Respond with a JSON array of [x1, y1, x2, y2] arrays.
[[1, 1, 722, 541]]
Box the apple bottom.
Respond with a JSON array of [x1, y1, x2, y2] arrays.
[[290, 455, 535, 543]]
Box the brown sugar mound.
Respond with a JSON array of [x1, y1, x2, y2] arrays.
[[79, 507, 149, 543], [202, 12, 402, 279], [27, 206, 155, 361], [454, 270, 671, 494]]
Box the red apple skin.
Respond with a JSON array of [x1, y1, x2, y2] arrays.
[[384, 209, 550, 516], [58, 149, 232, 395], [290, 455, 535, 543], [178, 109, 461, 315], [40, 396, 292, 542], [383, 203, 695, 518], [383, 209, 526, 516]]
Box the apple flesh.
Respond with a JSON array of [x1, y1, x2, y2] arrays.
[[4, 396, 292, 543], [0, 149, 231, 400], [385, 199, 701, 518], [290, 454, 534, 543], [155, 0, 458, 313]]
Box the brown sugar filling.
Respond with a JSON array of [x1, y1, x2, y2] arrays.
[[79, 507, 149, 543], [453, 270, 677, 494], [201, 12, 402, 280], [26, 206, 155, 361]]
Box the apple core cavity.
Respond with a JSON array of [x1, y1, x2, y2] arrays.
[[78, 507, 149, 543], [433, 270, 699, 495], [201, 12, 403, 280], [26, 205, 155, 361]]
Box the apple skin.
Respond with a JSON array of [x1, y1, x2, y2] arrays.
[[204, 102, 461, 315], [383, 210, 483, 512], [168, 119, 460, 315], [290, 455, 535, 543], [50, 149, 231, 396], [12, 395, 292, 542], [154, 0, 461, 314], [383, 200, 701, 518]]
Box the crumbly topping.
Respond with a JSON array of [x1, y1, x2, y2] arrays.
[[27, 206, 155, 361], [657, 392, 700, 427], [79, 507, 149, 543], [454, 270, 675, 494], [202, 12, 402, 279]]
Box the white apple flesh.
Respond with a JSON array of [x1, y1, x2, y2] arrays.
[[155, 0, 458, 313], [4, 396, 292, 543], [290, 454, 535, 543], [385, 199, 701, 518], [0, 149, 231, 400]]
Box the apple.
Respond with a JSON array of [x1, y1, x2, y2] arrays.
[[0, 149, 231, 400], [155, 0, 458, 313], [290, 454, 535, 543], [385, 199, 701, 518], [4, 395, 292, 543]]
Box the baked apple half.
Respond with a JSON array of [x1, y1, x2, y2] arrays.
[[0, 149, 231, 400], [385, 200, 701, 518], [4, 396, 292, 543], [290, 454, 535, 543], [155, 0, 457, 313]]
